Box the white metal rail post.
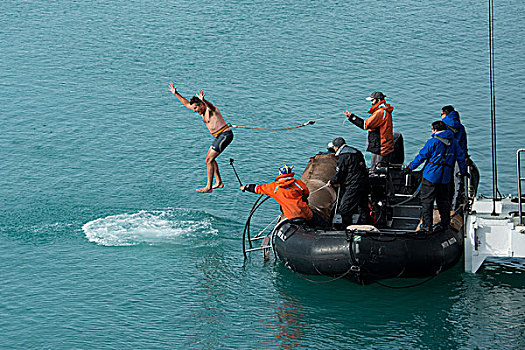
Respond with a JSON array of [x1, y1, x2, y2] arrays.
[[518, 149, 525, 225]]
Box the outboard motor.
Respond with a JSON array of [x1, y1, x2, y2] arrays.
[[369, 167, 393, 227], [369, 131, 405, 226], [390, 131, 404, 167]]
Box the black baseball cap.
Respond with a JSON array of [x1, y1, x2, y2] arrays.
[[365, 91, 386, 101], [328, 137, 346, 149]]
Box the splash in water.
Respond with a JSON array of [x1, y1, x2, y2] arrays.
[[82, 209, 218, 246]]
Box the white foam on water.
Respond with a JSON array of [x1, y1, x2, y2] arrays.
[[82, 209, 218, 246]]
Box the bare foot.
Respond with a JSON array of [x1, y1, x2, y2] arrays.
[[196, 187, 212, 193], [212, 183, 224, 189]]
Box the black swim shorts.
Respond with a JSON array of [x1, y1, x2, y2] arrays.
[[211, 130, 233, 153]]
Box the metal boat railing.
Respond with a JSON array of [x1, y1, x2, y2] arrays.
[[242, 194, 279, 259]]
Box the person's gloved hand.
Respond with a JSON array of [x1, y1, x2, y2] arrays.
[[461, 172, 471, 178], [302, 194, 309, 204], [400, 166, 412, 176]]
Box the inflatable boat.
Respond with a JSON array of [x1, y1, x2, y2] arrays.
[[242, 133, 480, 284]]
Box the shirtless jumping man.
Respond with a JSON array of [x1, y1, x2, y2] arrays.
[[169, 83, 234, 193]]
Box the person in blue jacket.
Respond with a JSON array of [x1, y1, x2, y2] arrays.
[[441, 105, 468, 157], [441, 105, 470, 208], [403, 121, 468, 232]]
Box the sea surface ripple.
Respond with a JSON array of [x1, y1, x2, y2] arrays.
[[1, 0, 524, 348]]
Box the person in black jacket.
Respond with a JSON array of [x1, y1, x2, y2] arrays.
[[327, 137, 371, 227]]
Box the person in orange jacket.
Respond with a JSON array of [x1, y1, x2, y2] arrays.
[[240, 165, 328, 228], [344, 91, 394, 171]]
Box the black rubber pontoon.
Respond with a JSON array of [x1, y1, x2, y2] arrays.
[[243, 133, 479, 285], [272, 159, 479, 284], [274, 222, 463, 285]]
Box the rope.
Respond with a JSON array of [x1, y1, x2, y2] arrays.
[[367, 249, 442, 289], [253, 215, 280, 239], [306, 183, 330, 216], [285, 262, 355, 284], [228, 120, 315, 131], [309, 183, 330, 195], [228, 113, 340, 132], [331, 186, 341, 227], [390, 181, 422, 207], [342, 119, 354, 129]]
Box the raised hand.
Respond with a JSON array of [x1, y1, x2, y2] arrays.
[[197, 89, 205, 100], [169, 83, 177, 94], [343, 110, 352, 118]]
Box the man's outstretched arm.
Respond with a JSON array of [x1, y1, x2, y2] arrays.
[[343, 110, 365, 129], [169, 83, 192, 109]]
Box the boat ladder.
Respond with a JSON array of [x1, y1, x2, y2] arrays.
[[242, 212, 281, 260]]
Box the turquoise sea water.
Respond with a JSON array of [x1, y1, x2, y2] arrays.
[[1, 0, 524, 348]]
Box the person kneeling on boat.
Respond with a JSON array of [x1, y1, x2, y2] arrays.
[[402, 121, 468, 232], [327, 137, 371, 227], [240, 165, 328, 228]]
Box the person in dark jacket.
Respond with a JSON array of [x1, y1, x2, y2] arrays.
[[441, 105, 468, 157], [343, 91, 394, 171], [327, 137, 371, 227], [403, 121, 468, 232], [441, 105, 469, 209]]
